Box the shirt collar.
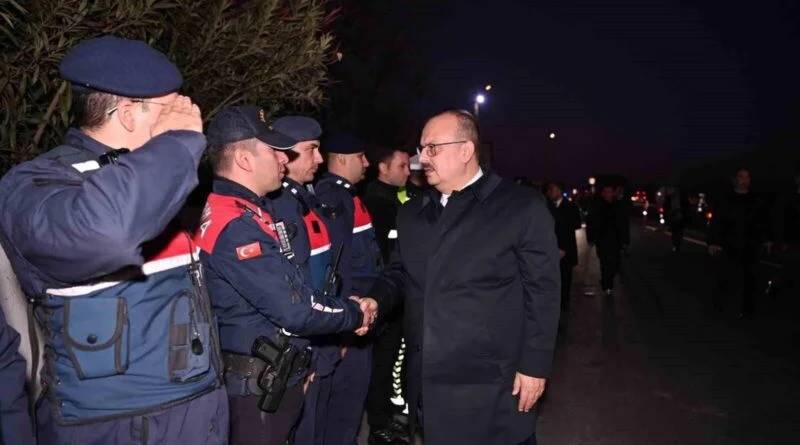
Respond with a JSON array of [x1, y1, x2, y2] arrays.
[[441, 168, 484, 207]]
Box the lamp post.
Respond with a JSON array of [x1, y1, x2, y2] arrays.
[[472, 84, 492, 120]]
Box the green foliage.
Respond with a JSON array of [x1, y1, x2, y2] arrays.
[[0, 0, 337, 171]]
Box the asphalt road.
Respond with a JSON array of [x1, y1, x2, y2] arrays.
[[538, 221, 800, 445]]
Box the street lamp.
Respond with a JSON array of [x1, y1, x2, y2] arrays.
[[473, 93, 486, 119], [549, 132, 556, 140]]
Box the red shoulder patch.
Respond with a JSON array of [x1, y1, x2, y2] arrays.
[[236, 242, 262, 260], [193, 193, 278, 253]]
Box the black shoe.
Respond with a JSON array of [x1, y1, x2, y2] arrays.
[[368, 428, 408, 445]]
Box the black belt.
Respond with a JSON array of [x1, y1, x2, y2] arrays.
[[223, 351, 311, 381]]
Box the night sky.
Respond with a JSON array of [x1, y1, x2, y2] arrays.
[[383, 0, 800, 184]]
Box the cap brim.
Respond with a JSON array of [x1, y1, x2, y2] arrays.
[[256, 129, 297, 150]]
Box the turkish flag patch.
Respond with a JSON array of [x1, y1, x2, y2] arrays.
[[236, 242, 262, 260]]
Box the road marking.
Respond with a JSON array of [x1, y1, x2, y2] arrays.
[[643, 226, 781, 269]]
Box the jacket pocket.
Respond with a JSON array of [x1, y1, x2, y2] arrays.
[[168, 291, 211, 382], [64, 297, 130, 380]]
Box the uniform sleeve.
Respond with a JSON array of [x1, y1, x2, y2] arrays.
[[514, 197, 561, 378], [0, 130, 206, 284], [210, 219, 364, 335], [0, 307, 34, 445]]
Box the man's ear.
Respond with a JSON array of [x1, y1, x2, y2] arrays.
[[461, 141, 477, 162], [115, 99, 136, 133], [378, 161, 390, 176], [233, 145, 254, 173]]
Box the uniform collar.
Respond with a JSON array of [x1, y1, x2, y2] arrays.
[[212, 177, 262, 204], [322, 172, 357, 194], [64, 128, 116, 156]]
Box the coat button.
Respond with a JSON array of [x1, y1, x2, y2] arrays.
[[87, 334, 98, 344]]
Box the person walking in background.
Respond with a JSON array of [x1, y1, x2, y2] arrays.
[[586, 185, 630, 295]]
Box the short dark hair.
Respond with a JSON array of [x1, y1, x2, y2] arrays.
[[369, 145, 407, 168], [547, 181, 565, 192], [72, 91, 119, 130], [208, 139, 255, 175], [432, 109, 480, 148]]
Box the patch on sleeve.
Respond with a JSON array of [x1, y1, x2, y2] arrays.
[[236, 242, 263, 261]]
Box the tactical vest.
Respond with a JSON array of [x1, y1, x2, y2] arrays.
[[281, 181, 333, 292], [329, 179, 383, 280], [37, 145, 221, 425], [194, 193, 316, 345]]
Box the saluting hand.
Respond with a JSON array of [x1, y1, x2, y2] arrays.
[[151, 95, 203, 137], [512, 372, 546, 413]]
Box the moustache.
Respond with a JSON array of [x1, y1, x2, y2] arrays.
[[421, 163, 434, 170]]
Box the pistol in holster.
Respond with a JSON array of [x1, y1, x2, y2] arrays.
[[250, 335, 311, 413]]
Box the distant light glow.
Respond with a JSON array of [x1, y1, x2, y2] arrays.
[[476, 94, 486, 104], [642, 210, 648, 216], [485, 84, 492, 91], [549, 132, 556, 139], [588, 177, 596, 185], [572, 188, 578, 195], [659, 218, 665, 224]]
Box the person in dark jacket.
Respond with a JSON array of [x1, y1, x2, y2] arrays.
[[545, 182, 582, 311], [0, 306, 33, 445], [707, 168, 769, 317], [586, 185, 630, 295], [369, 110, 561, 445], [363, 146, 412, 445], [315, 135, 384, 445], [664, 188, 691, 252], [0, 35, 228, 445]]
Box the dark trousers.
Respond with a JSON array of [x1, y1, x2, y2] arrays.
[[713, 248, 758, 313], [597, 244, 622, 291], [324, 339, 373, 445], [366, 318, 405, 431], [229, 384, 304, 445], [292, 374, 333, 445], [560, 260, 575, 311], [36, 387, 229, 445]]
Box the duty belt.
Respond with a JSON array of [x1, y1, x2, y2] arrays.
[[222, 351, 311, 393]]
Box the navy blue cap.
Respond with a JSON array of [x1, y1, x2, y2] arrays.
[[323, 133, 366, 154], [59, 35, 182, 98], [207, 106, 297, 150], [272, 116, 322, 143]]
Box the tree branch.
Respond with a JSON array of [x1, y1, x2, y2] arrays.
[[29, 80, 67, 152]]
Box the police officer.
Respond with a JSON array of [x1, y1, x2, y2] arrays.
[[315, 134, 384, 445], [265, 116, 342, 445], [0, 305, 33, 445], [362, 146, 411, 445], [194, 107, 377, 445], [0, 35, 228, 445]]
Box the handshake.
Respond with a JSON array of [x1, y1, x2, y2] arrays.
[[348, 296, 378, 336]]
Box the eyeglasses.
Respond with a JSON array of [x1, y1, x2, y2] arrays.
[[106, 99, 170, 116], [415, 140, 466, 157]]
